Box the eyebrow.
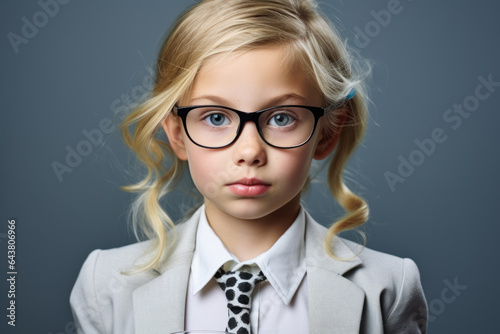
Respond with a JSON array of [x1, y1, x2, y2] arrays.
[[188, 93, 309, 108]]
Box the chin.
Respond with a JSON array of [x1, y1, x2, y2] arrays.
[[229, 199, 294, 220]]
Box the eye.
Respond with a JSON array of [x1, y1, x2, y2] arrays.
[[204, 113, 230, 127], [268, 113, 295, 127]]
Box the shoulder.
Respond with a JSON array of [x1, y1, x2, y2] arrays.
[[305, 214, 427, 332], [306, 214, 421, 281], [341, 236, 421, 283], [343, 238, 427, 333], [70, 238, 164, 301], [69, 216, 198, 333], [70, 240, 159, 299], [82, 239, 154, 273], [74, 240, 158, 293], [75, 211, 200, 279], [72, 215, 196, 289], [69, 240, 157, 333]]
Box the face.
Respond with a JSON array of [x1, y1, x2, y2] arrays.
[[165, 46, 335, 222]]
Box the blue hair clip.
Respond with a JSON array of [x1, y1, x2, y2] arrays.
[[326, 88, 356, 113], [346, 88, 356, 100]]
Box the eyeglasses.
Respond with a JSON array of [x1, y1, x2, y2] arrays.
[[173, 90, 355, 149]]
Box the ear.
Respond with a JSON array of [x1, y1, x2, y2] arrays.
[[162, 113, 188, 161], [313, 110, 347, 160]]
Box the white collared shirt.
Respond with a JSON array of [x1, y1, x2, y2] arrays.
[[185, 205, 309, 333]]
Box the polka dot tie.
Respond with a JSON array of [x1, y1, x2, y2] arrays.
[[214, 267, 267, 334]]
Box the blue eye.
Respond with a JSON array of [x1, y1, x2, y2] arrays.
[[204, 113, 230, 127], [269, 113, 295, 127]]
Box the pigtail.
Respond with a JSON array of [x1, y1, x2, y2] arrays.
[[119, 90, 185, 274], [285, 0, 371, 259], [324, 95, 369, 259]]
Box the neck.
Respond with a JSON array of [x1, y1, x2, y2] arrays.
[[204, 196, 301, 261]]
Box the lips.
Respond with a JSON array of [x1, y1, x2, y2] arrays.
[[227, 178, 271, 196]]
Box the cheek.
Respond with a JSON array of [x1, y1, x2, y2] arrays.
[[185, 147, 209, 190], [185, 147, 229, 196], [272, 147, 315, 185]]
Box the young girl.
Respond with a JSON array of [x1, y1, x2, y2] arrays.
[[70, 0, 427, 333]]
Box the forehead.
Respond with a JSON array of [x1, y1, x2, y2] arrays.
[[182, 46, 322, 107]]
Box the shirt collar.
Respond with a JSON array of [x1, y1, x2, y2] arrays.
[[191, 204, 306, 305]]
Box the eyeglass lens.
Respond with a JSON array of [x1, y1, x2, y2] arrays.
[[184, 106, 316, 148]]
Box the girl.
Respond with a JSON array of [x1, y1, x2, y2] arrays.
[[70, 0, 427, 333]]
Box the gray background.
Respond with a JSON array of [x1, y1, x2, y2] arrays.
[[1, 0, 499, 333]]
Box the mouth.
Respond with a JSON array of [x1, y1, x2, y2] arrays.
[[227, 178, 271, 196], [229, 178, 270, 186]]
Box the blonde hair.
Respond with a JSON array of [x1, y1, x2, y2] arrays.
[[121, 0, 369, 273]]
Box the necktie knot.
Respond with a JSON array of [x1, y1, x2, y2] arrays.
[[214, 267, 267, 334]]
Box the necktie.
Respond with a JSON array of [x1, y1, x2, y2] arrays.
[[214, 267, 267, 334]]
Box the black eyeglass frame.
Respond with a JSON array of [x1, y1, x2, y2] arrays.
[[173, 101, 344, 149]]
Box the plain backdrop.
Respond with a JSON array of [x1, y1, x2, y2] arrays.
[[1, 0, 499, 333]]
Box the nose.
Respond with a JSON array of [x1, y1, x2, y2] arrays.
[[232, 121, 267, 167]]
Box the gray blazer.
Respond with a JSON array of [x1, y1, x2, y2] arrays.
[[70, 208, 427, 333]]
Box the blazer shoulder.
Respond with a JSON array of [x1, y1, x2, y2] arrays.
[[307, 216, 420, 282], [305, 216, 427, 332], [82, 214, 198, 275], [339, 236, 422, 289], [92, 239, 155, 273], [306, 213, 414, 276], [338, 238, 427, 332], [70, 211, 201, 333], [70, 240, 164, 334], [70, 239, 158, 303]]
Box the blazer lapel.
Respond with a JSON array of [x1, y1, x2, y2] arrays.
[[305, 212, 365, 333], [133, 209, 201, 334]]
